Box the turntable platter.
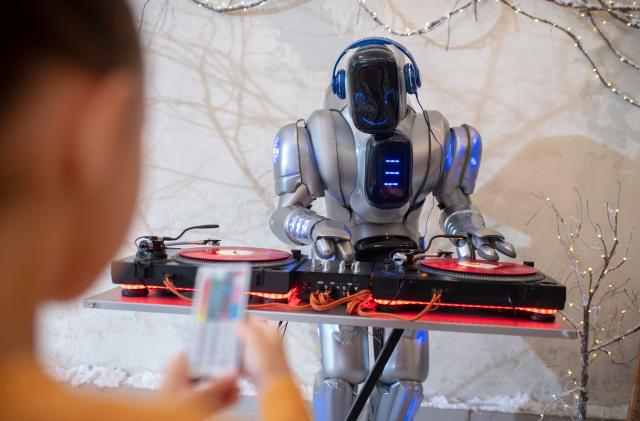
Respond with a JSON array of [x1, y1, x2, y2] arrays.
[[175, 246, 293, 267], [419, 258, 542, 282]]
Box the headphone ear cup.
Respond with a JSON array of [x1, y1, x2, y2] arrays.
[[335, 69, 346, 99], [404, 63, 417, 95]]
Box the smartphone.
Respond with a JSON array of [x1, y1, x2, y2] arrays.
[[187, 264, 251, 379]]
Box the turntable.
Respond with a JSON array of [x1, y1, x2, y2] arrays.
[[111, 225, 303, 299], [111, 225, 566, 321], [370, 254, 565, 321]]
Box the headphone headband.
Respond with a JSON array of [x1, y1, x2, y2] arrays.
[[331, 37, 420, 81]]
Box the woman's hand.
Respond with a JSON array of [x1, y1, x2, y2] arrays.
[[236, 318, 292, 392], [158, 354, 239, 414]]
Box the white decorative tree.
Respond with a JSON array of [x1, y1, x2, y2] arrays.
[[530, 184, 639, 420]]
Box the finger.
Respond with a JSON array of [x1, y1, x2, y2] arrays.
[[469, 236, 495, 261], [455, 242, 473, 259], [314, 238, 335, 258], [472, 235, 498, 261], [492, 239, 516, 258], [194, 374, 239, 412], [476, 245, 498, 261], [162, 353, 191, 391], [236, 318, 269, 341], [334, 240, 355, 262]]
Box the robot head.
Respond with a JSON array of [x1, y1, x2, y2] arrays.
[[347, 45, 404, 133], [331, 37, 422, 135]]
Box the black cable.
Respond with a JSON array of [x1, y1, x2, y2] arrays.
[[163, 224, 219, 241], [403, 92, 445, 230], [422, 234, 468, 253]]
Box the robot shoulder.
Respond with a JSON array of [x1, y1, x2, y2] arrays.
[[435, 123, 482, 199], [272, 121, 323, 197], [410, 109, 450, 140], [306, 109, 357, 206]]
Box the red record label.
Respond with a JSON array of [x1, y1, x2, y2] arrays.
[[420, 258, 539, 276], [178, 246, 291, 262]]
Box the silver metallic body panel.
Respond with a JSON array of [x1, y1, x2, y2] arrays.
[[319, 324, 370, 384], [307, 110, 357, 206], [380, 329, 429, 384], [369, 381, 423, 421], [313, 374, 355, 421], [434, 124, 482, 209], [273, 122, 323, 197]]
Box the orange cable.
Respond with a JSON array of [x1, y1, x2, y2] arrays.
[[163, 276, 194, 302]]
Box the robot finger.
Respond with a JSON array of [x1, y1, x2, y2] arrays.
[[334, 240, 356, 263], [492, 239, 516, 258], [454, 241, 474, 259], [314, 238, 336, 259], [472, 235, 499, 261]]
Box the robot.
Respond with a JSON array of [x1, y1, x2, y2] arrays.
[[269, 37, 516, 421]]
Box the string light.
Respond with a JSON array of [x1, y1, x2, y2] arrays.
[[188, 0, 640, 109], [355, 0, 640, 109], [357, 0, 477, 36], [496, 0, 640, 109], [189, 0, 268, 12]]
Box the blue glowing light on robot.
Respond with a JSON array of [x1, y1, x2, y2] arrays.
[[382, 156, 402, 189], [445, 133, 454, 171], [470, 135, 481, 168], [272, 136, 281, 164], [404, 393, 421, 421], [362, 115, 389, 126]]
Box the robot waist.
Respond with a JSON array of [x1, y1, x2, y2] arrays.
[[351, 223, 419, 262]]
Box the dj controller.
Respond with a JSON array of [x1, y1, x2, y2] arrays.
[[111, 225, 566, 321]]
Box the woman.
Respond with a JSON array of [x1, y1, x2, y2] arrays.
[[0, 2, 308, 420]]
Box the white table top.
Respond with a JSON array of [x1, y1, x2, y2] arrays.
[[84, 288, 577, 339]]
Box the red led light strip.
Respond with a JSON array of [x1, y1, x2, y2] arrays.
[[247, 290, 293, 300], [120, 284, 196, 291], [373, 298, 557, 315], [119, 284, 292, 300], [119, 284, 556, 315]]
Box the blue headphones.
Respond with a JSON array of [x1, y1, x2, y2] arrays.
[[331, 37, 422, 100]]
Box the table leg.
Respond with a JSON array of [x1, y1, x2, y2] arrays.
[[345, 328, 404, 421]]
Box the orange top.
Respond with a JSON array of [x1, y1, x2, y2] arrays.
[[0, 355, 309, 421]]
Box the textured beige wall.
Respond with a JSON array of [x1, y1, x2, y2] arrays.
[[37, 0, 640, 417]]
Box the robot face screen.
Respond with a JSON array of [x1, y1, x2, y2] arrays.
[[348, 47, 400, 133]]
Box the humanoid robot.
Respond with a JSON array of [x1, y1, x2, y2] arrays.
[[269, 38, 516, 421]]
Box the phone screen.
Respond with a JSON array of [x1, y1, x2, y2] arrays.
[[187, 264, 250, 379]]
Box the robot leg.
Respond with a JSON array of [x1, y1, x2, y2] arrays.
[[313, 324, 370, 421], [369, 330, 429, 421]]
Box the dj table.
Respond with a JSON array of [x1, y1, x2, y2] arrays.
[[85, 287, 576, 420]]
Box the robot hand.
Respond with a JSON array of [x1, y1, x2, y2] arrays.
[[458, 227, 516, 261], [442, 207, 516, 261], [311, 219, 356, 262]]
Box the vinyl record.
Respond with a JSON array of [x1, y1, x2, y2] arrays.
[[177, 246, 291, 264], [420, 258, 539, 276]]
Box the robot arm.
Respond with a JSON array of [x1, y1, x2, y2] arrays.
[[434, 124, 516, 261], [269, 121, 355, 261]]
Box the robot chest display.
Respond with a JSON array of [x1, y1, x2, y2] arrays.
[[362, 133, 413, 209]]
